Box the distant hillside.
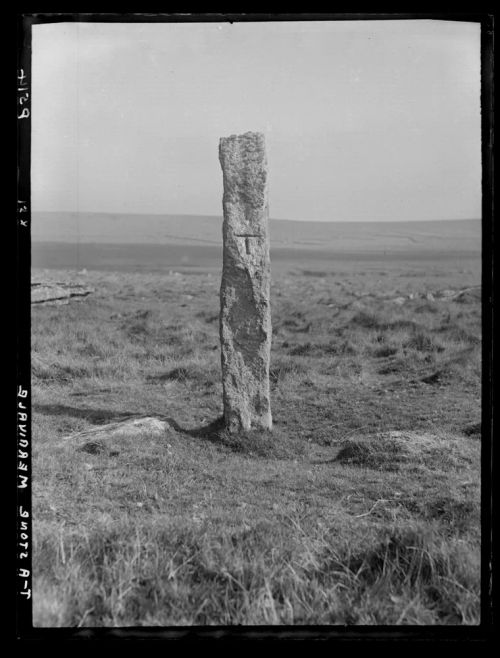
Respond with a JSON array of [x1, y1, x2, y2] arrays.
[[31, 212, 481, 253]]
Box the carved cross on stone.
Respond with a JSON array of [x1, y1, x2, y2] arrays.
[[234, 233, 263, 255], [219, 132, 272, 432]]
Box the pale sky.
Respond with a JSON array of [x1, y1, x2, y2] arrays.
[[31, 19, 481, 222]]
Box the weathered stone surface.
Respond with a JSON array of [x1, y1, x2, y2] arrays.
[[31, 281, 94, 305], [61, 417, 168, 444], [219, 132, 272, 432]]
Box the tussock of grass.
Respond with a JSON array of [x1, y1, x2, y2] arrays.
[[270, 356, 309, 385], [328, 339, 358, 356], [419, 348, 481, 386], [420, 370, 444, 385], [422, 497, 478, 533], [288, 340, 356, 357], [372, 345, 399, 358], [288, 342, 316, 357], [78, 440, 106, 455], [195, 310, 219, 324], [403, 331, 445, 353], [163, 364, 205, 382], [350, 310, 382, 329], [350, 310, 417, 332], [463, 422, 481, 438], [414, 301, 440, 314], [334, 431, 477, 474], [336, 436, 409, 471], [376, 356, 417, 376], [445, 327, 481, 346], [332, 526, 480, 624]]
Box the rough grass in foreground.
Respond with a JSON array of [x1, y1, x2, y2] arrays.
[[33, 518, 479, 626], [31, 263, 481, 626]]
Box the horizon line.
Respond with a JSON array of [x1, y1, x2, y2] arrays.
[[32, 211, 482, 224]]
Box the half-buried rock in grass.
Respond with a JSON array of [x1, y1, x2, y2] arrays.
[[335, 435, 410, 471]]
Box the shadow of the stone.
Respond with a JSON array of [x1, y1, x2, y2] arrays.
[[33, 403, 138, 425], [165, 416, 225, 440], [166, 416, 301, 459]]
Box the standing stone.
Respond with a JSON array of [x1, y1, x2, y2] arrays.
[[219, 132, 272, 432]]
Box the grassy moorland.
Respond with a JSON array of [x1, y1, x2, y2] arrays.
[[31, 256, 481, 626]]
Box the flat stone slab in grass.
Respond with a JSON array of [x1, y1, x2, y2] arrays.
[[385, 286, 481, 305], [31, 281, 94, 305], [61, 417, 168, 445]]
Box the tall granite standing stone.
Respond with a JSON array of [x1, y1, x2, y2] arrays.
[[219, 132, 272, 432]]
